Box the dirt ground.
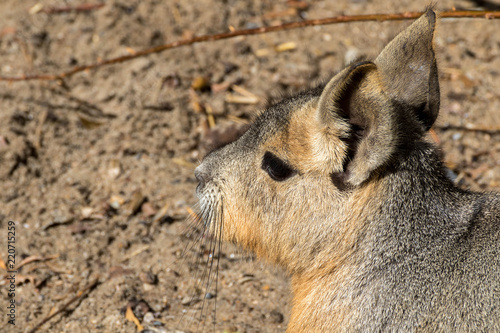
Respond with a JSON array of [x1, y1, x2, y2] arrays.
[[0, 0, 499, 332]]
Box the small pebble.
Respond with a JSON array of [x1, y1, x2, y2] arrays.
[[163, 74, 181, 88], [269, 309, 284, 323], [143, 312, 155, 324], [181, 296, 200, 306], [245, 22, 259, 29], [139, 271, 158, 285]]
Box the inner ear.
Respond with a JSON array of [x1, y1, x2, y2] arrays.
[[316, 62, 397, 187]]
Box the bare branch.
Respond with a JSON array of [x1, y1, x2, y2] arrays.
[[1, 10, 500, 82]]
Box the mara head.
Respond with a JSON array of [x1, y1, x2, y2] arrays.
[[195, 9, 439, 274]]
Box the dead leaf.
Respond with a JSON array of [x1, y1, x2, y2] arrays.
[[226, 115, 250, 125], [275, 41, 297, 52], [29, 3, 44, 14], [191, 76, 210, 91], [125, 306, 144, 331], [225, 94, 259, 104], [211, 81, 231, 93], [125, 190, 146, 216], [189, 89, 205, 113], [48, 306, 58, 316], [78, 115, 106, 129], [231, 85, 259, 99], [205, 104, 216, 128], [255, 48, 271, 57], [152, 203, 170, 223]]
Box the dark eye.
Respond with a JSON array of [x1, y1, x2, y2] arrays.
[[262, 152, 296, 182]]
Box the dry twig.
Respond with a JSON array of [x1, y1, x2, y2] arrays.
[[0, 10, 499, 82], [17, 254, 59, 270]]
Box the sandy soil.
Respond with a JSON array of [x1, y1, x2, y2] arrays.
[[1, 1, 499, 332]]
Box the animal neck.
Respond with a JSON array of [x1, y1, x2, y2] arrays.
[[372, 141, 474, 250], [287, 141, 475, 331], [288, 268, 359, 332]]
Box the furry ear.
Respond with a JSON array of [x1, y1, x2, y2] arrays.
[[316, 9, 440, 187], [375, 9, 440, 131], [316, 62, 396, 186]]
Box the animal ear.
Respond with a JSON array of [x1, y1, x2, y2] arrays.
[[375, 9, 440, 131], [316, 61, 397, 186], [316, 10, 440, 187]]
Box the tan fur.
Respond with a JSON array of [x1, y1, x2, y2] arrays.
[[195, 9, 500, 332], [287, 179, 385, 332], [223, 195, 266, 258], [284, 101, 347, 174]]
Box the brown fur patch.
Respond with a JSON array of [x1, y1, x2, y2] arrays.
[[286, 178, 386, 331], [285, 103, 316, 170], [223, 198, 266, 258], [264, 101, 348, 175]]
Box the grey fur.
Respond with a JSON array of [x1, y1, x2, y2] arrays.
[[195, 9, 500, 332]]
